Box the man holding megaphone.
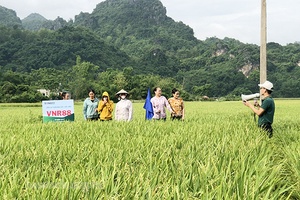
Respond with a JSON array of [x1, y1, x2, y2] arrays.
[[243, 81, 275, 138]]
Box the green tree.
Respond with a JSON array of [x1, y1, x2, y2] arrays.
[[69, 56, 100, 99]]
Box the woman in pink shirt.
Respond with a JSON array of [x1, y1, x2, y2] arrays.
[[150, 87, 174, 120]]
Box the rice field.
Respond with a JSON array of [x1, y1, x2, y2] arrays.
[[0, 100, 299, 199]]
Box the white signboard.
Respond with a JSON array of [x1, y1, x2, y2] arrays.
[[42, 100, 74, 122]]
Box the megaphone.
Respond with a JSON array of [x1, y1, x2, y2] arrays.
[[241, 93, 260, 101]]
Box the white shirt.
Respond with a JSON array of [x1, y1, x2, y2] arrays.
[[115, 99, 133, 121], [150, 96, 173, 119]]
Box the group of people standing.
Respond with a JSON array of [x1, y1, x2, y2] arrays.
[[69, 80, 275, 138], [82, 87, 185, 122], [83, 89, 132, 121], [151, 87, 185, 120]]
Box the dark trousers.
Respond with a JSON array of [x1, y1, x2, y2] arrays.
[[153, 118, 166, 121], [171, 116, 182, 120], [87, 117, 98, 121], [260, 123, 273, 138], [100, 119, 112, 121]]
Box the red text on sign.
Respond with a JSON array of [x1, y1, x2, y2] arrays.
[[46, 110, 72, 117]]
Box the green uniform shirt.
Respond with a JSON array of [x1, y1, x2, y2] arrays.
[[258, 97, 275, 126]]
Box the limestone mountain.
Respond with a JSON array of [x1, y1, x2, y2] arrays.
[[22, 13, 48, 31], [22, 13, 71, 31], [73, 0, 198, 76], [0, 1, 300, 98], [0, 6, 22, 28]]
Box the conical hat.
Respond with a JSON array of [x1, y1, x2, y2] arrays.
[[116, 89, 129, 95]]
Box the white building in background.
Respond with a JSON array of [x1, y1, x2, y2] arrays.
[[37, 89, 50, 97]]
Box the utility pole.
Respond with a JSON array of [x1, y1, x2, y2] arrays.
[[260, 0, 267, 84], [259, 0, 267, 104]]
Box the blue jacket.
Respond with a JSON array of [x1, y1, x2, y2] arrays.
[[83, 98, 99, 119]]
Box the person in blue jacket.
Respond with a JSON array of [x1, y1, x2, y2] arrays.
[[83, 89, 99, 121]]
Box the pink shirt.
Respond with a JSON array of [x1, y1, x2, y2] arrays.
[[150, 96, 173, 119]]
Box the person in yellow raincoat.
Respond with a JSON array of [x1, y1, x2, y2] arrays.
[[97, 91, 114, 121]]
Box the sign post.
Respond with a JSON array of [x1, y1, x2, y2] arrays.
[[42, 100, 75, 122]]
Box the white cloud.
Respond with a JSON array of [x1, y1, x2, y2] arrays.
[[161, 0, 300, 45]]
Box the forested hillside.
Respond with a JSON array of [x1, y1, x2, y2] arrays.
[[0, 26, 131, 72], [74, 0, 197, 76], [22, 13, 49, 31], [0, 6, 22, 28], [0, 0, 300, 102]]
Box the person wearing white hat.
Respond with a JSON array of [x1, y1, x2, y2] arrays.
[[115, 89, 133, 121], [243, 80, 275, 138]]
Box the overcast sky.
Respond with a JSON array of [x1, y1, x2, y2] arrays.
[[1, 0, 299, 45]]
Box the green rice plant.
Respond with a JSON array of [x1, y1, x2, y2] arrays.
[[0, 100, 299, 199]]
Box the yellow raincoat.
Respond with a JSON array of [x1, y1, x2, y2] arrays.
[[98, 91, 114, 120]]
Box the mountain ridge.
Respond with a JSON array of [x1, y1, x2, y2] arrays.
[[0, 5, 22, 28], [0, 0, 299, 99]]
